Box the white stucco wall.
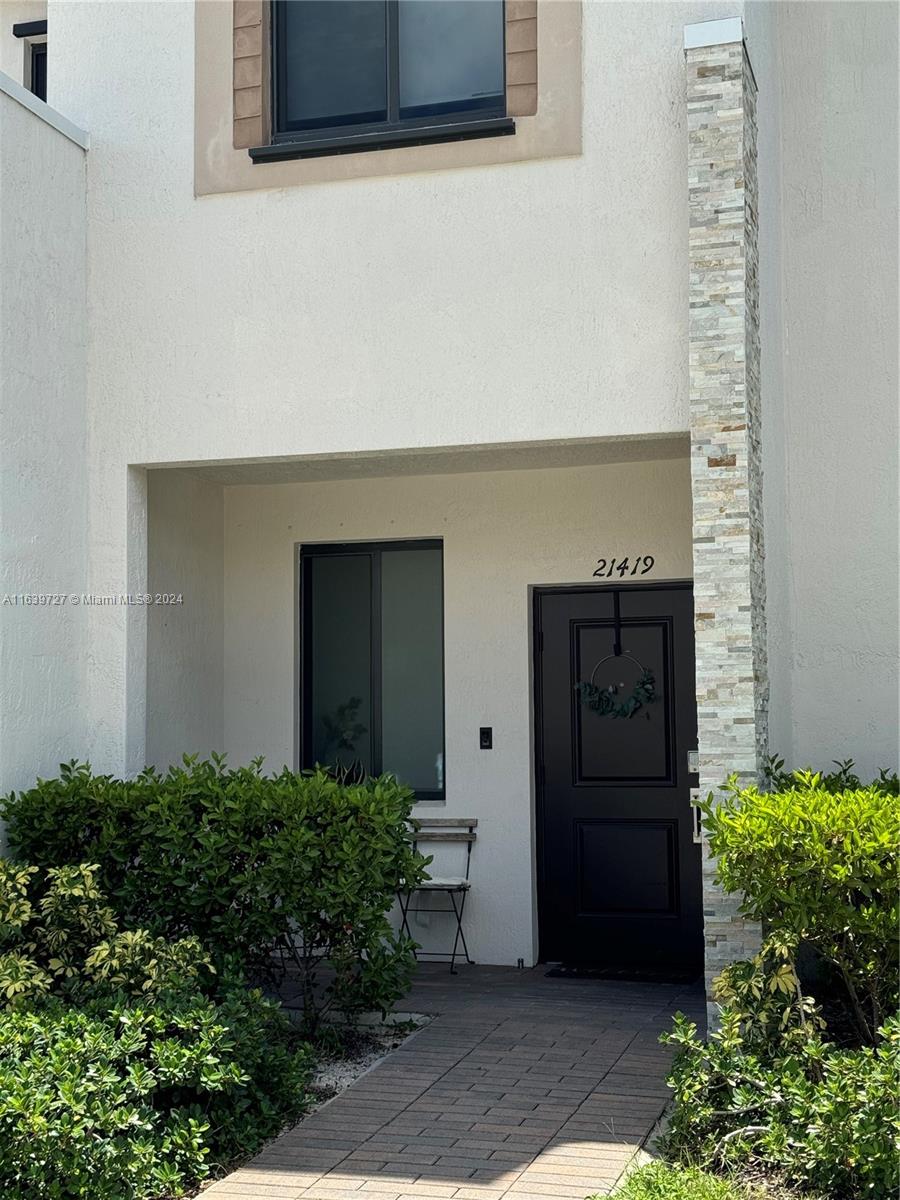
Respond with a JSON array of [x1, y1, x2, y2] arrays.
[[4, 0, 894, 803], [754, 1, 899, 775], [221, 456, 693, 964], [0, 3, 46, 87], [146, 469, 224, 768], [40, 0, 741, 775], [47, 0, 746, 467], [0, 82, 87, 799]]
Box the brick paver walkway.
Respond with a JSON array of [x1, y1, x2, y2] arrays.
[[205, 966, 704, 1200]]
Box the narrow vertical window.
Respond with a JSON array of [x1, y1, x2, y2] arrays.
[[11, 20, 47, 102], [29, 43, 47, 101], [300, 541, 445, 800]]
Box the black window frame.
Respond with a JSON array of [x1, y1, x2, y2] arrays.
[[29, 42, 47, 102], [251, 0, 514, 163], [299, 538, 446, 802], [12, 19, 47, 104]]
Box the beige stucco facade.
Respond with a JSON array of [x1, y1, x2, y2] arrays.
[[1, 1, 896, 971]]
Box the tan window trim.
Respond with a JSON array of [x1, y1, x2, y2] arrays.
[[197, 2, 581, 195], [233, 0, 269, 150], [506, 0, 538, 117]]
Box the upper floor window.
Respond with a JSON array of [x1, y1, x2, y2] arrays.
[[28, 42, 46, 102], [255, 0, 513, 161], [12, 19, 47, 102]]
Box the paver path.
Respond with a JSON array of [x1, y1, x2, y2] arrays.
[[205, 966, 705, 1200]]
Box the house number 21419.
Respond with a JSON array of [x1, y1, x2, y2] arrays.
[[593, 555, 655, 578]]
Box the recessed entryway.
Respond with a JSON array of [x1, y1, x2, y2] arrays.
[[533, 583, 702, 973], [144, 446, 694, 968]]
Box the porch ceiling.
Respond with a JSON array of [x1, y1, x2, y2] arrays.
[[141, 434, 688, 487]]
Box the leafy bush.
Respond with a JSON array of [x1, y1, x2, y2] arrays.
[[0, 860, 209, 1007], [0, 988, 311, 1199], [764, 754, 898, 797], [661, 761, 900, 1198], [702, 769, 898, 1043], [606, 1162, 760, 1200], [0, 860, 312, 1198], [663, 1013, 900, 1198], [2, 757, 429, 1030]]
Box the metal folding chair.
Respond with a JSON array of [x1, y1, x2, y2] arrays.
[[398, 818, 477, 973]]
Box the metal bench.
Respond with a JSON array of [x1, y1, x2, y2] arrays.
[[398, 818, 476, 973]]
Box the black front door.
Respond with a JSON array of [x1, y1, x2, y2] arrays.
[[534, 583, 702, 971]]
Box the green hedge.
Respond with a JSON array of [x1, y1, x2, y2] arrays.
[[605, 1163, 758, 1200], [662, 765, 900, 1199], [0, 861, 311, 1199], [2, 757, 429, 1030], [0, 990, 311, 1199], [664, 1012, 899, 1198], [704, 768, 898, 1043]]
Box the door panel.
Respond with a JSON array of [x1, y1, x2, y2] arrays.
[[535, 584, 702, 971], [574, 620, 673, 783], [576, 819, 678, 915]]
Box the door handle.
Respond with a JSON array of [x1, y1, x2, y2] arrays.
[[690, 788, 703, 844]]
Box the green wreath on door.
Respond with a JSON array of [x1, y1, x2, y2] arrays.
[[575, 653, 657, 719]]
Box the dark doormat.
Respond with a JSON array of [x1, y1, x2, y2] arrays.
[[545, 964, 700, 985]]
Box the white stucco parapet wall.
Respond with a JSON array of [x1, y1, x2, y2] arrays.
[[0, 68, 89, 148], [1, 75, 89, 803]]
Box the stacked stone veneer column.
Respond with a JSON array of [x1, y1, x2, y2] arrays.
[[686, 22, 768, 1004]]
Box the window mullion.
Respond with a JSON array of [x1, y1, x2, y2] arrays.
[[386, 0, 400, 125]]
